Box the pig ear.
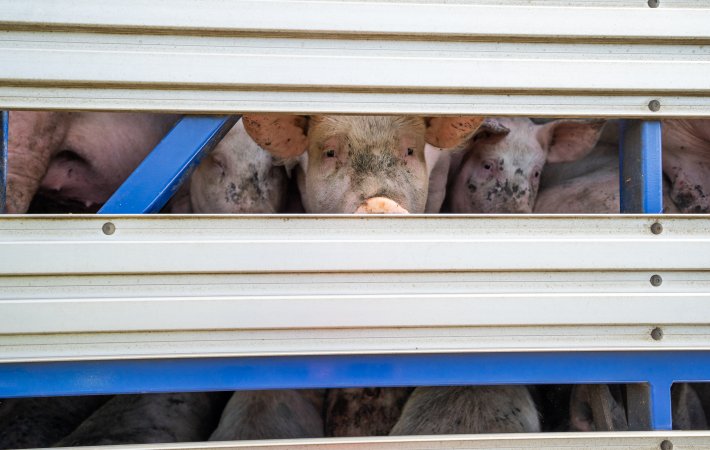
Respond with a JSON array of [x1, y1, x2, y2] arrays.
[[539, 119, 606, 164], [469, 118, 510, 143], [242, 114, 309, 160], [424, 116, 486, 148]]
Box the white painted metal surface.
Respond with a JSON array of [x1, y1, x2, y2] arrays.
[[1, 1, 710, 115], [48, 431, 710, 450], [1, 215, 709, 362]]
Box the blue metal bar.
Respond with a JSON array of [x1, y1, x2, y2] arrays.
[[99, 115, 239, 214], [619, 120, 663, 213], [0, 111, 8, 214], [649, 381, 673, 430], [2, 351, 709, 400]]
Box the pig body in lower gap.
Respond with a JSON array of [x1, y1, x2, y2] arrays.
[[54, 393, 227, 446], [210, 390, 325, 441], [0, 396, 110, 449]]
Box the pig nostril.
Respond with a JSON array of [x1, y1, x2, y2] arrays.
[[483, 162, 492, 170]]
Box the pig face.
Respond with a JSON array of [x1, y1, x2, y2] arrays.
[[448, 118, 605, 213], [189, 119, 288, 213], [243, 114, 484, 214], [301, 116, 427, 213]]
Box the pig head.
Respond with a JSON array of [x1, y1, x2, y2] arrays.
[[188, 119, 288, 213], [447, 118, 605, 213], [242, 115, 484, 214]]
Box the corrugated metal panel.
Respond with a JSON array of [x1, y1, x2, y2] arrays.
[[1, 215, 708, 362], [1, 1, 709, 115]]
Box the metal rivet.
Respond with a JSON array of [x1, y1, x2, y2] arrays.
[[650, 274, 663, 287], [648, 0, 660, 8], [651, 327, 664, 341], [649, 100, 661, 112], [102, 222, 115, 235], [660, 439, 673, 450], [651, 222, 663, 235]]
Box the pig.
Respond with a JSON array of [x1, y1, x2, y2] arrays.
[[229, 113, 540, 438], [210, 390, 325, 441], [568, 384, 629, 432], [165, 119, 289, 214], [569, 384, 707, 431], [54, 392, 227, 446], [242, 114, 485, 214], [6, 112, 178, 213], [390, 386, 540, 435], [661, 119, 710, 213], [0, 396, 109, 449], [534, 121, 679, 214], [445, 117, 606, 213], [324, 387, 413, 437]]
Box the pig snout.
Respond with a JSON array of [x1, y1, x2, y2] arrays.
[[355, 197, 409, 214]]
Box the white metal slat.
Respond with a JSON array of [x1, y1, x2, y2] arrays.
[[1, 0, 710, 115], [2, 215, 709, 274], [1, 216, 709, 362], [4, 0, 710, 39]]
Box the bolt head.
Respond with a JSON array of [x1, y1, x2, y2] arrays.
[[102, 222, 116, 235], [648, 0, 660, 7], [651, 222, 663, 235], [660, 439, 673, 450], [649, 99, 661, 112], [650, 274, 663, 287], [651, 327, 664, 341]]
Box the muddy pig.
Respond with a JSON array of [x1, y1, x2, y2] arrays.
[[165, 118, 289, 214], [242, 114, 483, 214], [661, 119, 710, 213], [446, 117, 605, 213], [6, 112, 178, 213]]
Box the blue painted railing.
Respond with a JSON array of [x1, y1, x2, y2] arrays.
[[2, 351, 708, 430], [619, 120, 664, 214]]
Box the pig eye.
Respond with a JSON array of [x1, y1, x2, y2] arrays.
[[482, 162, 493, 171], [534, 171, 540, 178], [325, 149, 336, 158], [407, 147, 414, 156]]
